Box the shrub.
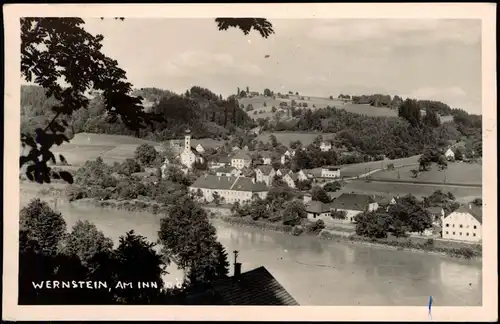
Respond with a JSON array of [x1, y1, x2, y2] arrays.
[[66, 185, 88, 201], [134, 144, 158, 167], [291, 225, 304, 236]]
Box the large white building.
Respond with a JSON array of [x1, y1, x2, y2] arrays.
[[321, 166, 341, 178], [179, 130, 204, 169], [255, 165, 275, 186], [441, 204, 482, 242], [189, 175, 268, 204], [319, 141, 333, 152], [330, 193, 379, 223]]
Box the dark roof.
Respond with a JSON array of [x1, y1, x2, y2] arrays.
[[190, 175, 268, 192], [256, 165, 274, 175], [259, 151, 273, 158], [426, 206, 444, 215], [216, 166, 238, 174], [331, 193, 375, 211], [305, 168, 322, 177], [305, 201, 331, 214], [278, 168, 291, 175], [371, 195, 394, 206], [449, 204, 483, 224], [210, 266, 299, 305], [232, 151, 252, 160]]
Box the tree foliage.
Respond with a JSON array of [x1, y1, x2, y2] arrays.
[[134, 143, 158, 167]]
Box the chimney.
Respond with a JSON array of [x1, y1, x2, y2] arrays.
[[233, 250, 242, 278]]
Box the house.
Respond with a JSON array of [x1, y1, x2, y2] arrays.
[[282, 173, 297, 188], [209, 154, 231, 169], [276, 168, 292, 177], [280, 150, 295, 165], [259, 151, 273, 165], [321, 166, 341, 178], [330, 193, 378, 223], [303, 193, 312, 204], [305, 168, 322, 180], [319, 141, 332, 152], [185, 264, 299, 305], [441, 204, 482, 242], [231, 151, 252, 170], [426, 206, 445, 226], [295, 170, 309, 182], [255, 165, 275, 186], [189, 175, 268, 204], [195, 144, 205, 153], [445, 147, 455, 161], [305, 201, 332, 221], [371, 195, 397, 210], [215, 166, 242, 177]]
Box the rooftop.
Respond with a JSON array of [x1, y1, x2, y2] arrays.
[[331, 193, 375, 211], [190, 174, 268, 192], [305, 201, 331, 214], [232, 150, 252, 160], [449, 204, 483, 224], [211, 266, 299, 305], [256, 165, 274, 175]]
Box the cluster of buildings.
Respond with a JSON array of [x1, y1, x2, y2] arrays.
[[160, 131, 482, 244]]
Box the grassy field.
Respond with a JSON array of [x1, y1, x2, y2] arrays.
[[343, 180, 482, 202], [239, 95, 454, 122], [371, 162, 482, 185], [338, 155, 421, 177]]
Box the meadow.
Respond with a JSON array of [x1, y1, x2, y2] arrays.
[[343, 180, 482, 203], [338, 155, 421, 178], [370, 162, 482, 185], [238, 95, 454, 122]]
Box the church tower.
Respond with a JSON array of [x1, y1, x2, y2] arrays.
[[184, 129, 191, 151]]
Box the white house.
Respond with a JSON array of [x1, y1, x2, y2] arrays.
[[255, 165, 275, 186], [280, 150, 295, 165], [330, 193, 378, 223], [319, 141, 332, 152], [208, 155, 231, 169], [282, 173, 297, 188], [259, 151, 273, 165], [371, 195, 397, 211], [305, 201, 332, 222], [295, 170, 309, 182], [231, 151, 252, 170], [426, 206, 445, 226], [215, 166, 242, 177], [276, 168, 292, 177], [321, 166, 341, 178], [179, 130, 204, 169], [189, 175, 268, 205], [195, 144, 205, 153], [445, 148, 455, 161], [441, 204, 482, 242]]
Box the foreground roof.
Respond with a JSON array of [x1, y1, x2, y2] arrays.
[[211, 266, 299, 305], [449, 204, 482, 224], [190, 175, 268, 192]]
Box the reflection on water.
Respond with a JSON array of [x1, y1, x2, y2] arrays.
[[19, 195, 482, 306]]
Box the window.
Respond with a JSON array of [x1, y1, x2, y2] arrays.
[[446, 224, 449, 227], [445, 231, 449, 235], [466, 225, 469, 228], [473, 233, 476, 237], [459, 232, 462, 236], [466, 233, 469, 236], [452, 224, 455, 228], [459, 224, 463, 228], [453, 232, 455, 235], [473, 225, 477, 229]]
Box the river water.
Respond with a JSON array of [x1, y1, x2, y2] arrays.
[[19, 195, 482, 306]]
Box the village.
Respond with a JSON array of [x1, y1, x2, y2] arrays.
[[161, 129, 482, 244]]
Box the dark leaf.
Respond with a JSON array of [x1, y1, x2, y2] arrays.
[[59, 171, 74, 184]]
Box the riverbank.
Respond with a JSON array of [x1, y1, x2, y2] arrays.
[[21, 182, 481, 262]]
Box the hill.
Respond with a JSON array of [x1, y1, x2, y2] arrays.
[[20, 85, 255, 142]]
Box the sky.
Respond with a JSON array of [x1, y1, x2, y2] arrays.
[[80, 18, 482, 114]]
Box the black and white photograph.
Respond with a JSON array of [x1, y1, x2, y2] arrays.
[[3, 3, 497, 322]]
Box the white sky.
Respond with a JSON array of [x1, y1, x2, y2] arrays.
[[67, 18, 483, 114]]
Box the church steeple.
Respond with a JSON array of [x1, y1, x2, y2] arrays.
[[184, 128, 191, 151]]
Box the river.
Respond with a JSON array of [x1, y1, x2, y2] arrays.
[[19, 194, 482, 306]]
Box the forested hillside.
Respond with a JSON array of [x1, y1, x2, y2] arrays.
[[20, 85, 255, 140]]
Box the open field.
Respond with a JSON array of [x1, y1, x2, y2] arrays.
[[343, 180, 482, 202], [371, 162, 482, 185], [339, 155, 421, 177], [239, 95, 454, 122], [256, 131, 335, 147]]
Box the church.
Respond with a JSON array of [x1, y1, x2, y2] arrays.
[[162, 129, 204, 174]]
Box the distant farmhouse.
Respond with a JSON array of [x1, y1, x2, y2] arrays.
[[189, 174, 268, 204], [255, 165, 275, 186], [441, 204, 482, 242], [330, 193, 378, 223]]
